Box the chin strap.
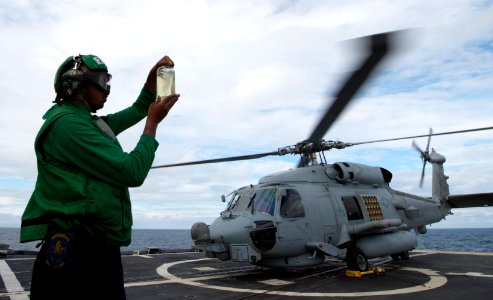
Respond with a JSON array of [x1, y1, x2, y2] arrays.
[[53, 94, 63, 105]]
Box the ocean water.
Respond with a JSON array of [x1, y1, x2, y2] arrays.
[[0, 228, 194, 253], [415, 227, 493, 252], [1, 227, 492, 253]]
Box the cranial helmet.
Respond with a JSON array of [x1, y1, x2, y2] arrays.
[[53, 54, 112, 104]]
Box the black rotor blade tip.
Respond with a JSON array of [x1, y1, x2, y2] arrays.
[[370, 33, 390, 54]]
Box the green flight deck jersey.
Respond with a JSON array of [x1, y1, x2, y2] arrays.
[[21, 86, 158, 246]]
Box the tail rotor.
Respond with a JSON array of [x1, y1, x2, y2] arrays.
[[412, 128, 433, 188]]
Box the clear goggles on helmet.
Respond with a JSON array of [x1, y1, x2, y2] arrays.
[[83, 72, 112, 93]]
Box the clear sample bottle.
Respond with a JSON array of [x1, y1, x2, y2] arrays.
[[156, 66, 175, 98]]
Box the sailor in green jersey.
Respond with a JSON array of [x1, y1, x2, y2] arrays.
[[20, 54, 180, 300]]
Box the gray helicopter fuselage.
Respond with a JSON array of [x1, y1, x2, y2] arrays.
[[191, 160, 450, 268]]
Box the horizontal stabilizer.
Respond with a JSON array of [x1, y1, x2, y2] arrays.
[[447, 193, 493, 208]]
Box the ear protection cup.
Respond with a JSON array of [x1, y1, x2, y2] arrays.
[[54, 54, 109, 104], [62, 68, 84, 96]]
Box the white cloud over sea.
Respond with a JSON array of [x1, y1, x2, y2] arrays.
[[1, 0, 493, 231]]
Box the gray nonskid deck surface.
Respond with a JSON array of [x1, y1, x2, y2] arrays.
[[1, 250, 493, 299]]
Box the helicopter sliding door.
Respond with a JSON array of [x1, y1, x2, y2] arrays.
[[273, 188, 309, 256], [279, 189, 305, 218]]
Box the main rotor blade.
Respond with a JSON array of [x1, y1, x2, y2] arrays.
[[150, 125, 493, 170], [306, 32, 392, 144], [351, 126, 493, 146], [151, 151, 279, 169], [298, 32, 394, 168]]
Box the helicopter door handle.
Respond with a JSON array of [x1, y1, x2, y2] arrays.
[[288, 218, 302, 222]]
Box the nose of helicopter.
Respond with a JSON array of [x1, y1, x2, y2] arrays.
[[190, 216, 278, 261], [191, 218, 277, 248], [190, 222, 210, 243]]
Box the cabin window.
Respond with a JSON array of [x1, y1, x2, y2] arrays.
[[280, 189, 305, 218], [251, 188, 277, 215], [342, 196, 363, 220]]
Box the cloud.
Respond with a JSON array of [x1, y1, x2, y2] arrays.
[[1, 0, 493, 232]]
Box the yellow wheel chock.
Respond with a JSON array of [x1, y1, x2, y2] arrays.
[[345, 267, 385, 277]]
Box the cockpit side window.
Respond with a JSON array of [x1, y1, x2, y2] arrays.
[[280, 189, 305, 218], [251, 188, 277, 215], [225, 193, 240, 212]]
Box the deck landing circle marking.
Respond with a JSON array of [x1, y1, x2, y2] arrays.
[[156, 258, 448, 297]]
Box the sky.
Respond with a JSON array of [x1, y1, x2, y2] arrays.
[[1, 0, 493, 231]]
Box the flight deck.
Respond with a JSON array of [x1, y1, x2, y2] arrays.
[[1, 250, 492, 299]]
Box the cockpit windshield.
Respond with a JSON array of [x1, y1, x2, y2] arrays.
[[228, 188, 277, 216], [251, 188, 277, 215], [230, 189, 254, 212]]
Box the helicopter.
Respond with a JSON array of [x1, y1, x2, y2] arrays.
[[151, 32, 493, 271]]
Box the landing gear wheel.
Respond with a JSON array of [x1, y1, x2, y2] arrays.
[[347, 249, 369, 271]]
